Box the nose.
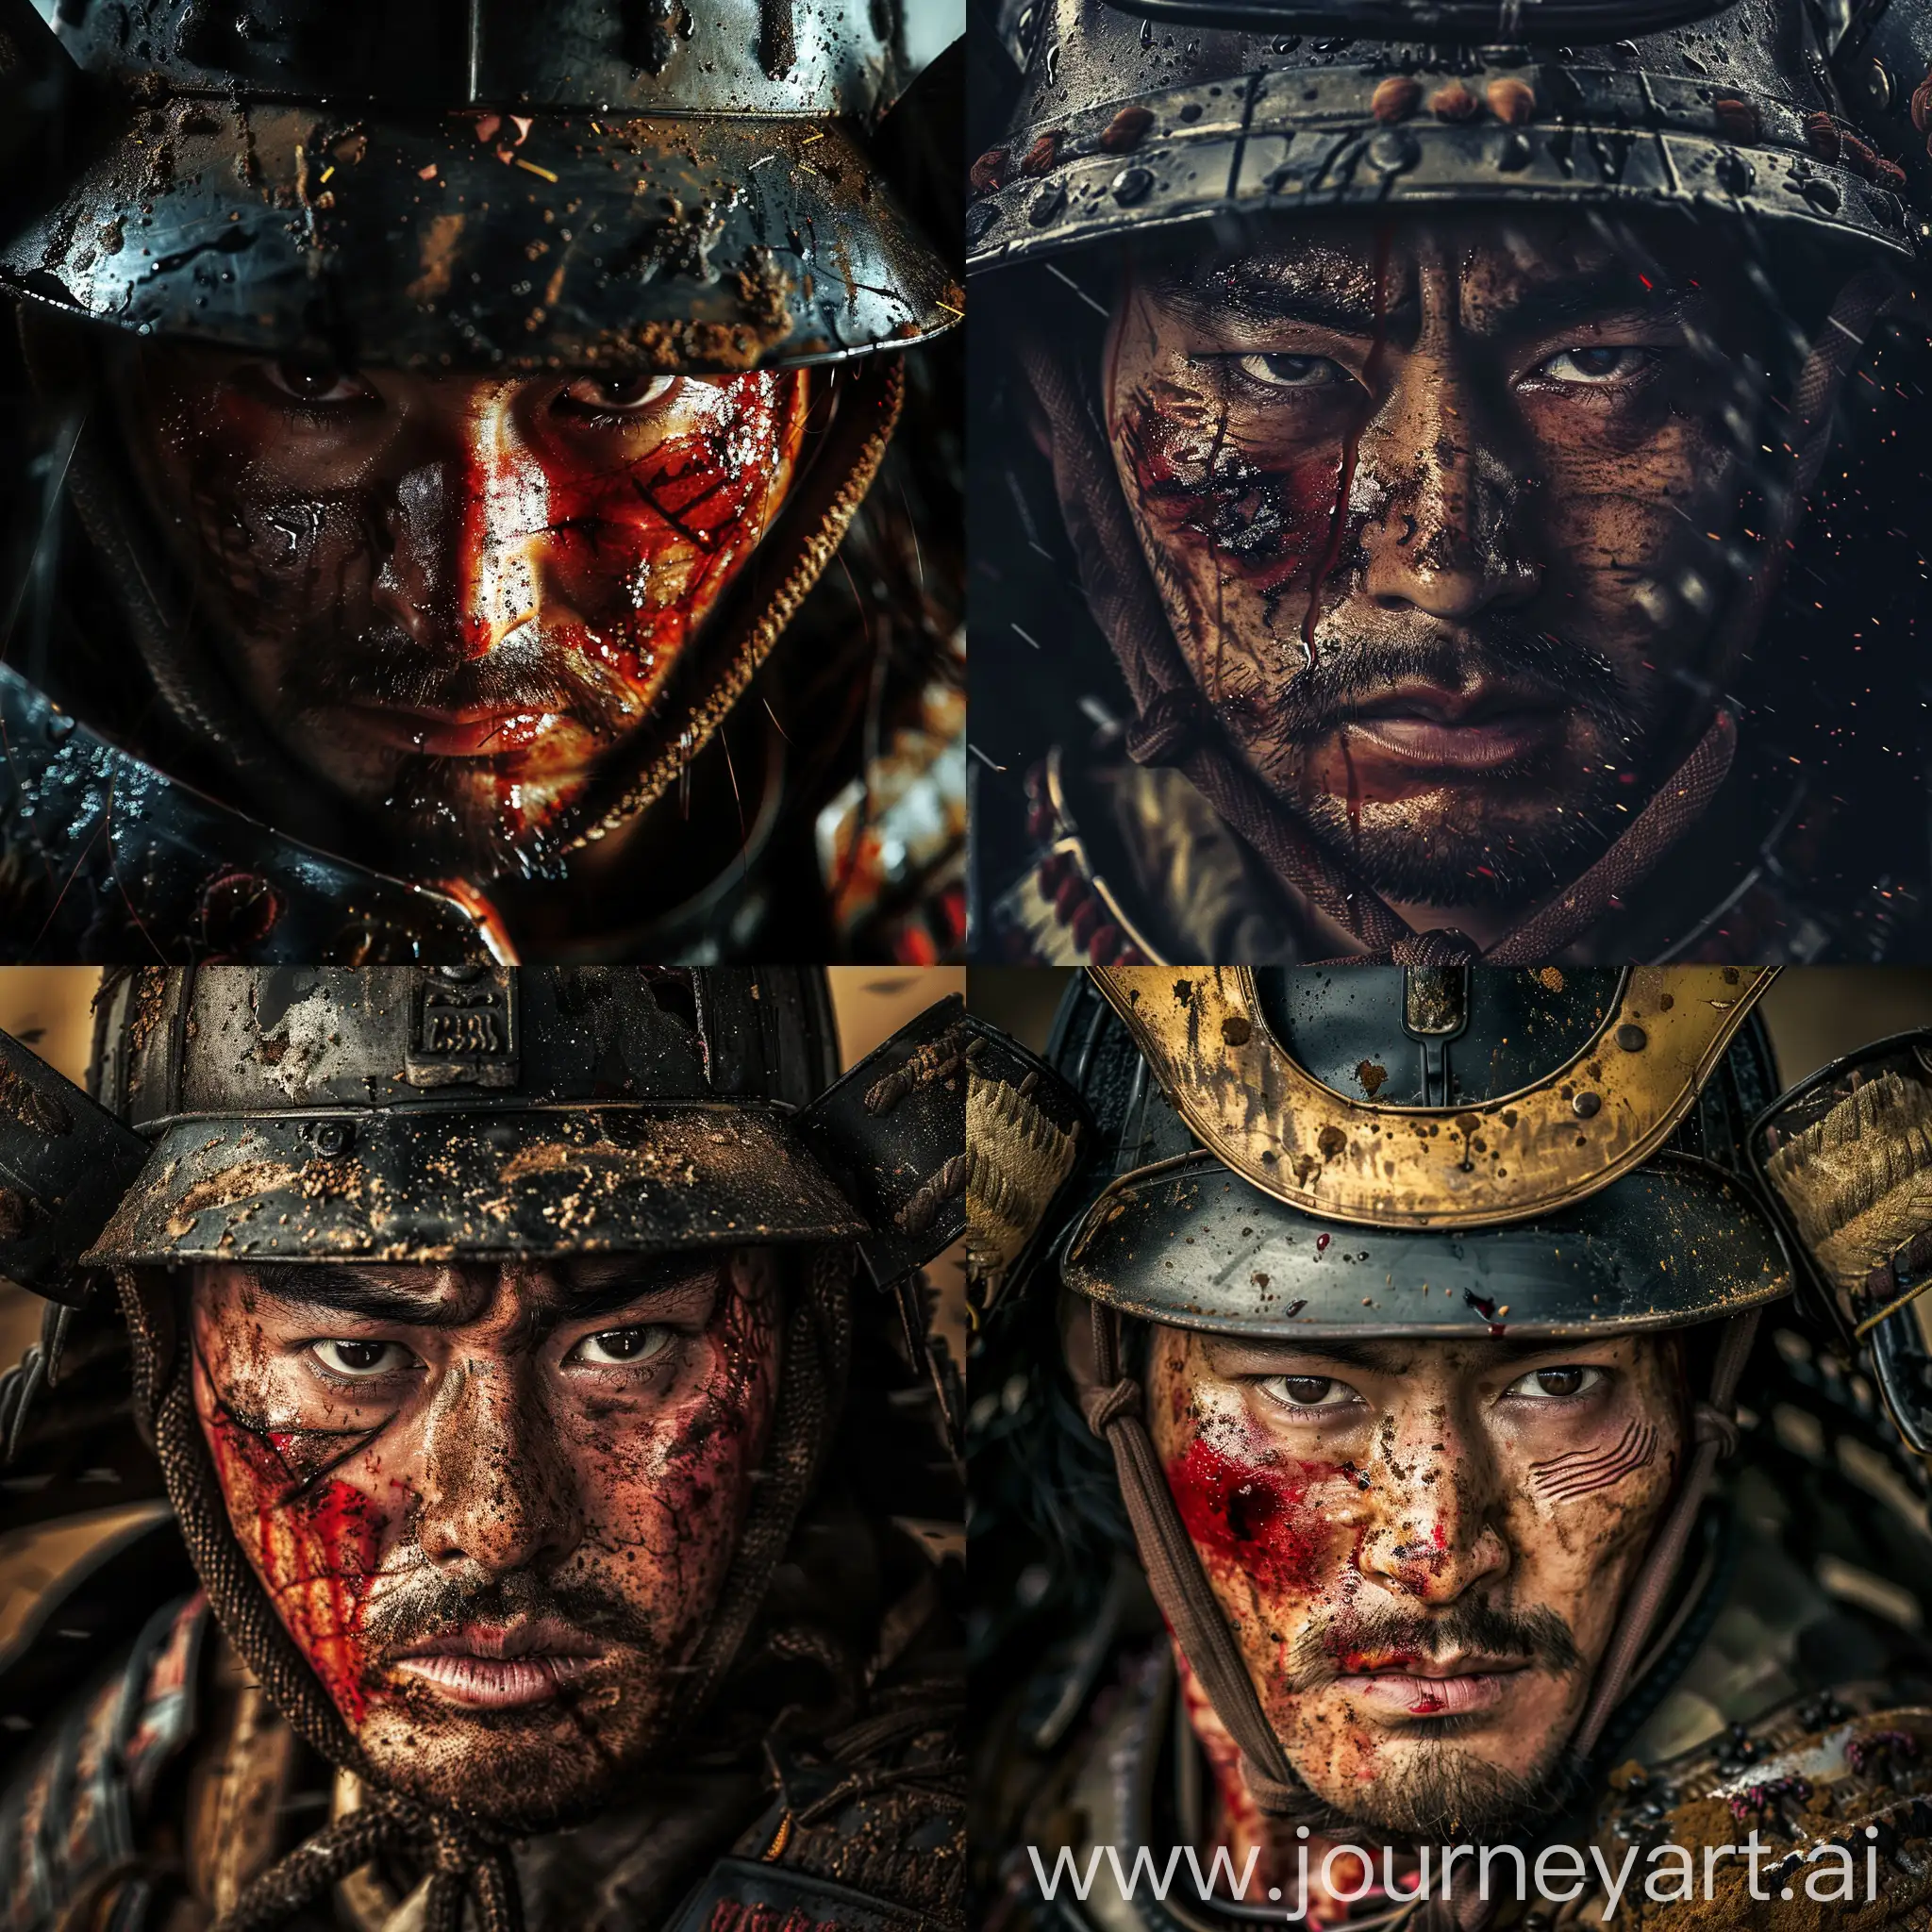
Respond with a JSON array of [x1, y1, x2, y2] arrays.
[[367, 386, 545, 659], [415, 1358, 582, 1581], [1355, 1407, 1509, 1605], [1357, 354, 1541, 624]]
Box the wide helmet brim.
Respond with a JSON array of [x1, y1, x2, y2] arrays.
[[967, 45, 1920, 275], [1061, 1149, 1791, 1340], [82, 1104, 870, 1265], [4, 98, 962, 373]]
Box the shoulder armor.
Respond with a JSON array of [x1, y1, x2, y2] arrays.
[[0, 1593, 208, 1932], [733, 1697, 964, 1931], [1585, 1696, 1932, 1929]]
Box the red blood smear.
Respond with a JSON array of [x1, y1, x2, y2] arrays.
[[1120, 393, 1339, 599], [1165, 1436, 1332, 1594], [204, 1400, 385, 1725], [444, 372, 805, 847]]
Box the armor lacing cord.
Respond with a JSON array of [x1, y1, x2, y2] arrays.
[[1076, 1301, 1759, 1929], [1018, 262, 1894, 964], [116, 1244, 858, 1932], [1074, 1304, 1300, 1815]]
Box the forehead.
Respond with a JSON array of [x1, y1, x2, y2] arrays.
[[1130, 208, 1708, 324], [205, 1253, 725, 1325]]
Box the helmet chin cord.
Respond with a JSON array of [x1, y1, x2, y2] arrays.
[[1071, 1298, 1759, 1931], [116, 1245, 856, 1932]]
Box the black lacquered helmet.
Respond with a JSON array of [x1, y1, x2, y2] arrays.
[[4, 0, 961, 373], [1044, 964, 1794, 1339], [0, 965, 970, 1292], [967, 0, 1926, 276]]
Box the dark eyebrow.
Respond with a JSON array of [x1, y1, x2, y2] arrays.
[[1477, 275, 1697, 343], [244, 1256, 724, 1328], [1149, 261, 1695, 344], [1150, 267, 1415, 338], [249, 1263, 450, 1323], [1203, 1334, 1607, 1376]]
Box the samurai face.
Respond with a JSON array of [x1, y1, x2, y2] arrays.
[[190, 1249, 783, 1829], [1148, 1326, 1683, 1869], [122, 350, 810, 878], [1101, 208, 1775, 924]]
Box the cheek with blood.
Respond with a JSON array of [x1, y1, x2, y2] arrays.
[[517, 372, 806, 699], [201, 1391, 391, 1727], [1165, 1434, 1344, 1598], [1118, 380, 1349, 601]]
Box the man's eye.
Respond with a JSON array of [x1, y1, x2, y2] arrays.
[[309, 1340, 414, 1378], [1505, 1366, 1607, 1399], [568, 1325, 675, 1368], [1529, 346, 1656, 387], [1257, 1374, 1357, 1410], [558, 374, 678, 416], [261, 358, 375, 406], [1232, 353, 1346, 391]]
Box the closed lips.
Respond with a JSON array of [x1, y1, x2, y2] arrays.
[[1342, 682, 1565, 772], [1336, 1654, 1530, 1718], [392, 1621, 605, 1708]]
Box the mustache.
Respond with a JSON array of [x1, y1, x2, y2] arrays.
[[1281, 1599, 1584, 1697], [290, 624, 645, 741], [1252, 622, 1637, 747], [364, 1565, 663, 1667]]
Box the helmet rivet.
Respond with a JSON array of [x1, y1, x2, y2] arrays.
[[1573, 1091, 1602, 1119], [1714, 151, 1755, 196], [1027, 182, 1067, 225], [1616, 1024, 1648, 1053], [1367, 129, 1420, 176], [1111, 166, 1153, 206], [1497, 129, 1533, 173], [312, 1121, 354, 1158], [1802, 176, 1842, 214]]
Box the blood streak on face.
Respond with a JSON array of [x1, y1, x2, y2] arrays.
[[187, 1250, 786, 1828], [1100, 208, 1776, 924], [123, 354, 810, 877], [196, 1379, 387, 1725], [1148, 1328, 1685, 1880]]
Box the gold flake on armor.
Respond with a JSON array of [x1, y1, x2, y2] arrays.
[[965, 1067, 1079, 1308]]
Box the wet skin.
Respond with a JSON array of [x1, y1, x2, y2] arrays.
[[122, 350, 809, 878], [190, 1250, 782, 1828], [1103, 211, 1775, 936], [1149, 1328, 1683, 1911]]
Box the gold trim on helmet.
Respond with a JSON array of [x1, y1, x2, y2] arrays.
[[1090, 965, 1776, 1230]]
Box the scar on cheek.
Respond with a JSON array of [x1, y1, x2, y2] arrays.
[[195, 1343, 389, 1498], [1529, 1419, 1660, 1503]]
